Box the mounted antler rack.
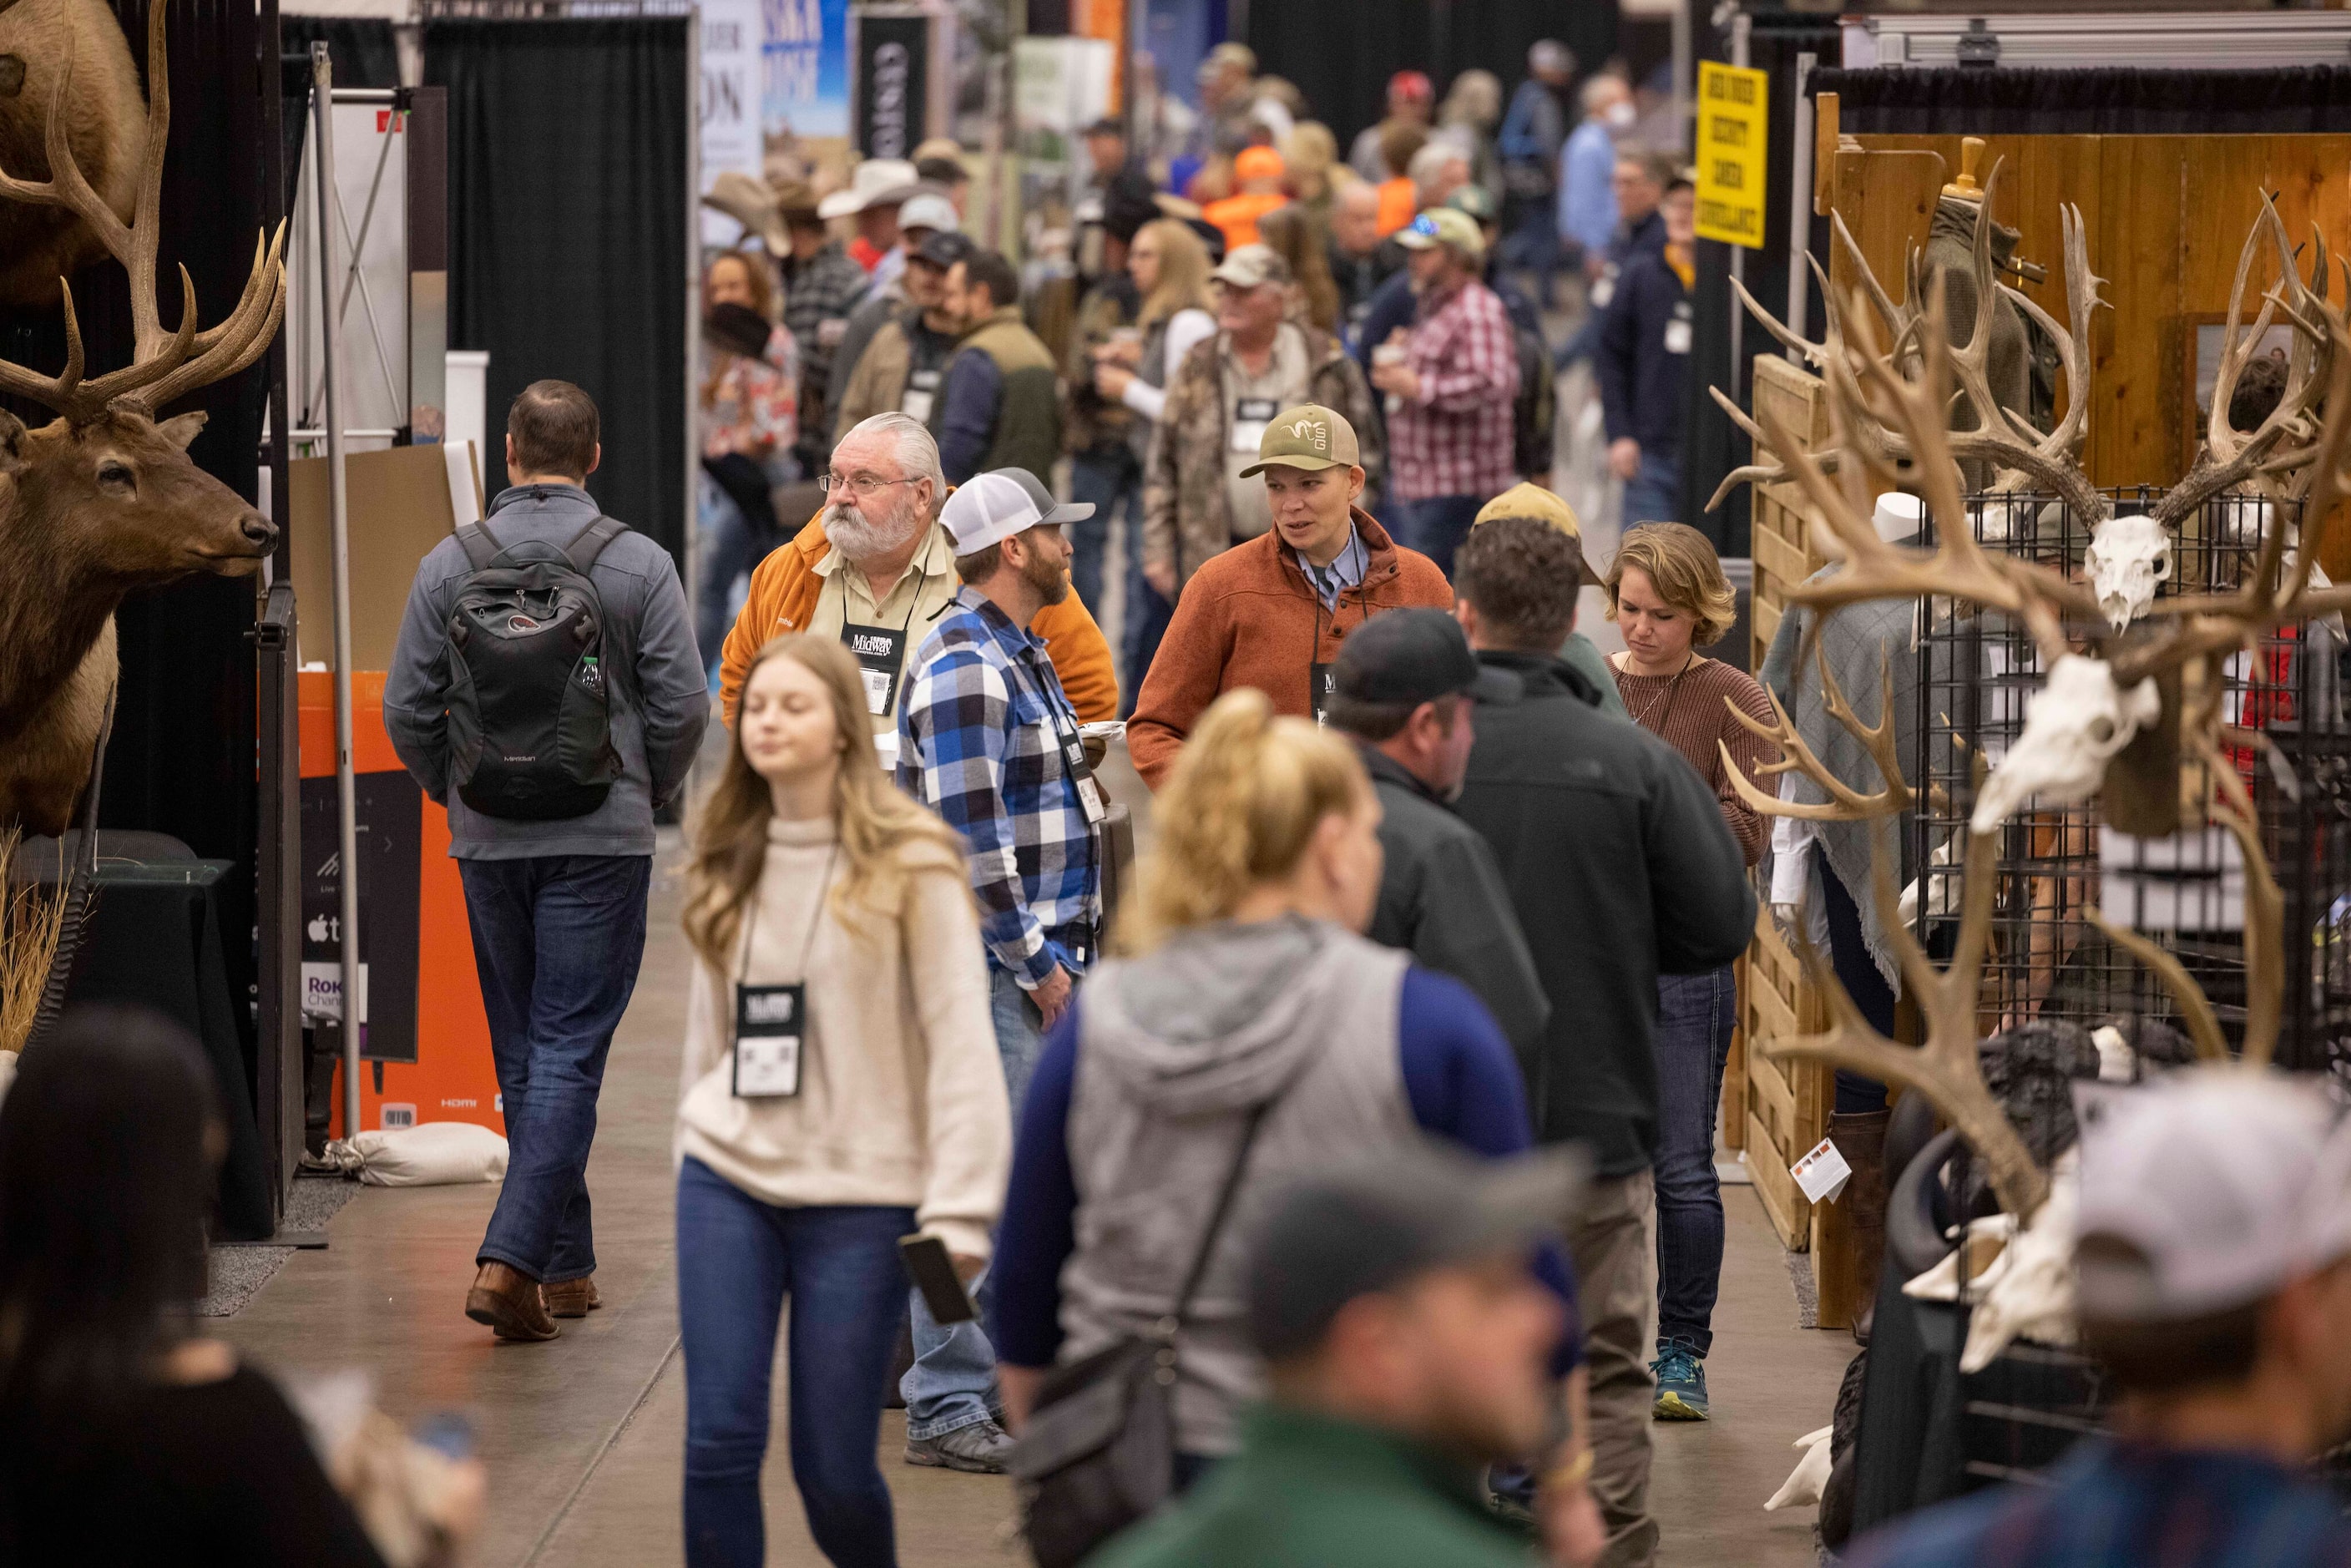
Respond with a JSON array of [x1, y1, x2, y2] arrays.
[[1711, 181, 2351, 1221]]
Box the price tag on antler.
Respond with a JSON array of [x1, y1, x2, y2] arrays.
[[1792, 1137, 1854, 1205]]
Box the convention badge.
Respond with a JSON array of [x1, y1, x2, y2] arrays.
[[733, 983, 806, 1098], [841, 622, 909, 716], [901, 367, 941, 424], [1054, 721, 1108, 825], [1309, 661, 1337, 726], [1231, 397, 1278, 454], [1664, 301, 1694, 357]]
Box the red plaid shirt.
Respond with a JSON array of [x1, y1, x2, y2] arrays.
[[1388, 277, 1521, 502]]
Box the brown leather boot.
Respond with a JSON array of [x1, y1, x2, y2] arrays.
[[1830, 1108, 1893, 1346], [543, 1274, 601, 1318], [466, 1261, 559, 1341]]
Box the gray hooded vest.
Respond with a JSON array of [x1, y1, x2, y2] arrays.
[[1061, 917, 1418, 1455]]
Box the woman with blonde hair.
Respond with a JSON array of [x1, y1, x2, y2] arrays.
[[987, 690, 1593, 1531], [1092, 216, 1218, 697], [1602, 521, 1776, 1424], [1254, 203, 1341, 335], [674, 635, 1011, 1568], [1278, 120, 1349, 228], [1438, 68, 1506, 203]]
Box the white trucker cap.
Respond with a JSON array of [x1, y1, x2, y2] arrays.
[[2075, 1070, 2347, 1323], [938, 468, 1093, 556]]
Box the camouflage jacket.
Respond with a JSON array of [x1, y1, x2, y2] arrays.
[[1064, 275, 1141, 454], [1142, 323, 1383, 588]]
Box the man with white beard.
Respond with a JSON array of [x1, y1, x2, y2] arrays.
[[716, 413, 1119, 760]]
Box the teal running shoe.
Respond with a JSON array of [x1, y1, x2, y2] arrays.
[[1651, 1339, 1711, 1421]]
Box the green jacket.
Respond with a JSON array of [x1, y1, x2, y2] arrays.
[[930, 305, 1063, 483], [1090, 1406, 1530, 1568]]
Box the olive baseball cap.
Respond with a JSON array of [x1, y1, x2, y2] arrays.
[[1396, 205, 1486, 261], [1238, 403, 1362, 478]]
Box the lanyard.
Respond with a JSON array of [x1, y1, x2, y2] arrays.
[[1306, 544, 1374, 723], [734, 842, 839, 1003]]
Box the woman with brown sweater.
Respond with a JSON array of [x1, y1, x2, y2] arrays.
[[1605, 522, 1776, 1424]]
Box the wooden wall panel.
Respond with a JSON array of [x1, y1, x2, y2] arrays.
[[1827, 134, 2351, 493]]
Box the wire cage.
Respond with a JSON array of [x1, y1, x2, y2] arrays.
[[1910, 486, 2351, 1078]]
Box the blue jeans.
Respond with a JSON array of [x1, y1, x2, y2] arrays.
[[1821, 862, 1893, 1115], [902, 966, 1048, 1439], [1653, 962, 1737, 1356], [458, 854, 651, 1282], [1068, 448, 1140, 621], [1392, 493, 1487, 579], [695, 480, 783, 681], [1498, 198, 1559, 303], [677, 1157, 912, 1568], [1622, 448, 1684, 529]]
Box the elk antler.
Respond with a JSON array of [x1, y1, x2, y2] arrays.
[[1762, 789, 2052, 1221], [1719, 643, 1914, 822], [1759, 286, 2101, 660], [0, 7, 286, 424], [2148, 195, 2338, 530]]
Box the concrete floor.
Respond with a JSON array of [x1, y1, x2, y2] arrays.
[[220, 729, 1848, 1566]]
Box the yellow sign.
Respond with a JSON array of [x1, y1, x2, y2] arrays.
[[1695, 61, 1768, 250]]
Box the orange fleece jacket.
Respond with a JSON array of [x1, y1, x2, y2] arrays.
[[719, 513, 1120, 726], [1126, 509, 1453, 787]]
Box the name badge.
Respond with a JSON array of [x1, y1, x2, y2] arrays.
[[1590, 271, 1616, 311], [1231, 397, 1278, 454], [1054, 722, 1108, 825], [1664, 302, 1692, 357], [1309, 661, 1337, 726], [733, 983, 805, 1098], [842, 622, 908, 716], [901, 367, 941, 424]]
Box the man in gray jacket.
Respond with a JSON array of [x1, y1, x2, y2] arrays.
[[1323, 609, 1550, 1055], [384, 380, 707, 1341]]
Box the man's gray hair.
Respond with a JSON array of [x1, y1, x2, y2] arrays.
[[1530, 38, 1575, 76], [843, 411, 943, 495], [1408, 139, 1467, 190], [1581, 73, 1628, 115]]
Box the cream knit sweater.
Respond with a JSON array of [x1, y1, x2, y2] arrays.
[[675, 816, 1011, 1261]]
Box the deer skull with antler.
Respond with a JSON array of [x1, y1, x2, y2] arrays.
[[0, 4, 285, 835]]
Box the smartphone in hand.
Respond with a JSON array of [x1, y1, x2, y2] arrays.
[[898, 1233, 976, 1325]]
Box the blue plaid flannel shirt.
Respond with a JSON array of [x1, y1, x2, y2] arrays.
[[897, 587, 1101, 986]]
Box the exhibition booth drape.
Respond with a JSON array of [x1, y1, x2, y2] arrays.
[[425, 18, 690, 569]]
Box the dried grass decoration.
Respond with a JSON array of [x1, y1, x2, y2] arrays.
[[0, 828, 68, 1052]]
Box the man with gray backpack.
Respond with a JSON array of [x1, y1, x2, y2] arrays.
[[387, 380, 707, 1340]]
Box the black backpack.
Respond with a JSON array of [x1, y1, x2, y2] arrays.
[[1511, 316, 1556, 481], [442, 514, 628, 821]]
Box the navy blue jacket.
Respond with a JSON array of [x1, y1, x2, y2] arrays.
[[1596, 247, 1692, 452]]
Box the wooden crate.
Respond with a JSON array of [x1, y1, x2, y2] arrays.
[[1747, 353, 1833, 674], [1743, 903, 1835, 1252]]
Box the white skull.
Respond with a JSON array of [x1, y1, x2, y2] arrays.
[[1970, 655, 2162, 832], [2085, 513, 2172, 630], [1959, 1151, 2079, 1373]]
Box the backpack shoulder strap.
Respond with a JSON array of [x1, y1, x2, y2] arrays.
[[564, 515, 629, 574], [456, 520, 505, 572]]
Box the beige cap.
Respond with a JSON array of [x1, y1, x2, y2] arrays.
[[1239, 404, 1362, 478], [1211, 243, 1292, 291], [1475, 481, 1582, 539], [1395, 206, 1486, 261]]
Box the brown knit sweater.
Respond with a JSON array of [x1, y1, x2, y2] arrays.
[[1611, 655, 1779, 867]]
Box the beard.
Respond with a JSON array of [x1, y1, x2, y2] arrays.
[[827, 492, 928, 564], [1023, 542, 1070, 606]]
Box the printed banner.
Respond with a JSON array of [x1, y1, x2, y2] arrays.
[[765, 0, 852, 141]]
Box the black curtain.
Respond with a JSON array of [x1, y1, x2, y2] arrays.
[[1246, 0, 1618, 150], [0, 0, 274, 1064], [1682, 17, 1839, 559], [281, 15, 400, 90], [1818, 65, 2351, 136], [425, 18, 689, 568]]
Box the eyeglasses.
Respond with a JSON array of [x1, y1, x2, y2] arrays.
[[819, 473, 921, 497]]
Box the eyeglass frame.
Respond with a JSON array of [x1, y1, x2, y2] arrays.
[[818, 472, 925, 498]]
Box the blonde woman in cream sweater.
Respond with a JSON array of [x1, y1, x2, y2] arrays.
[[675, 634, 1010, 1568]]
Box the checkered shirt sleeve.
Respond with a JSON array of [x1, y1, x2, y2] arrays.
[[897, 604, 1100, 985], [1389, 281, 1524, 502]]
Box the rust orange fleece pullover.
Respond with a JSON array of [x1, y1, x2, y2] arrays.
[[1126, 509, 1453, 787], [720, 511, 1119, 726]]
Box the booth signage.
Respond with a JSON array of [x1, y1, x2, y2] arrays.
[[301, 770, 422, 1063], [701, 0, 766, 244], [852, 11, 929, 159], [764, 0, 851, 140], [1695, 60, 1768, 250]]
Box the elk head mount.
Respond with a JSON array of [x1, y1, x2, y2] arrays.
[[0, 3, 285, 836], [0, 0, 147, 311]]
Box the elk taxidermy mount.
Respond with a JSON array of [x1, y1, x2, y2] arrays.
[[0, 0, 147, 311], [0, 3, 286, 837]]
